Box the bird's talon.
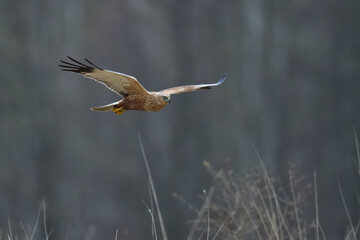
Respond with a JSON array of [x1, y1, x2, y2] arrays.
[[113, 106, 126, 115], [112, 106, 123, 112], [115, 110, 126, 115]]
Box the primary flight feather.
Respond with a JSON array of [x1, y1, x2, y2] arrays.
[[58, 56, 226, 115]]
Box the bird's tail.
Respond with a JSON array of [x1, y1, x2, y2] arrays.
[[90, 101, 119, 112]]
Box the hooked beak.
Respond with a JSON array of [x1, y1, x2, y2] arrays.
[[167, 99, 171, 103]]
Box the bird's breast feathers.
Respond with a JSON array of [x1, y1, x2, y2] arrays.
[[144, 95, 168, 112], [119, 94, 164, 112]]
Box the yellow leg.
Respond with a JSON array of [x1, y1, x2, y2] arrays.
[[115, 110, 126, 115], [113, 106, 126, 115]]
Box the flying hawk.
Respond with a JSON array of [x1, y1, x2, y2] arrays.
[[58, 56, 226, 115]]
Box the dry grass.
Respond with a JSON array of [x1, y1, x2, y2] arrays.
[[3, 199, 48, 240], [2, 134, 360, 240], [185, 133, 360, 240], [186, 160, 311, 240], [139, 133, 168, 240]]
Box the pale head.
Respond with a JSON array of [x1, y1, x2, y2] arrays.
[[150, 92, 171, 105], [162, 94, 171, 104]]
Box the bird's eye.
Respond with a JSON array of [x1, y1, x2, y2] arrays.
[[162, 96, 171, 103]]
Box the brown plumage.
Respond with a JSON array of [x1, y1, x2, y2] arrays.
[[58, 56, 226, 115]]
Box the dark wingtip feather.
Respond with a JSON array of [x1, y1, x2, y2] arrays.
[[58, 56, 100, 73], [58, 64, 77, 69], [216, 72, 227, 85], [66, 56, 89, 68], [59, 60, 80, 67], [84, 58, 103, 70]]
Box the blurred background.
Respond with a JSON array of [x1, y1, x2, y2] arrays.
[[1, 0, 360, 239]]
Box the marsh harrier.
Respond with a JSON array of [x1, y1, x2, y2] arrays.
[[58, 56, 226, 115]]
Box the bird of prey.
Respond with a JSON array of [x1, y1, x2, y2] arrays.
[[58, 56, 226, 115]]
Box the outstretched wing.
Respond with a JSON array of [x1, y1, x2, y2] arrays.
[[160, 73, 226, 95], [58, 56, 149, 97]]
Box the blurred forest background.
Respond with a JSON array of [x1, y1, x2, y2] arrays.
[[1, 0, 360, 239]]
